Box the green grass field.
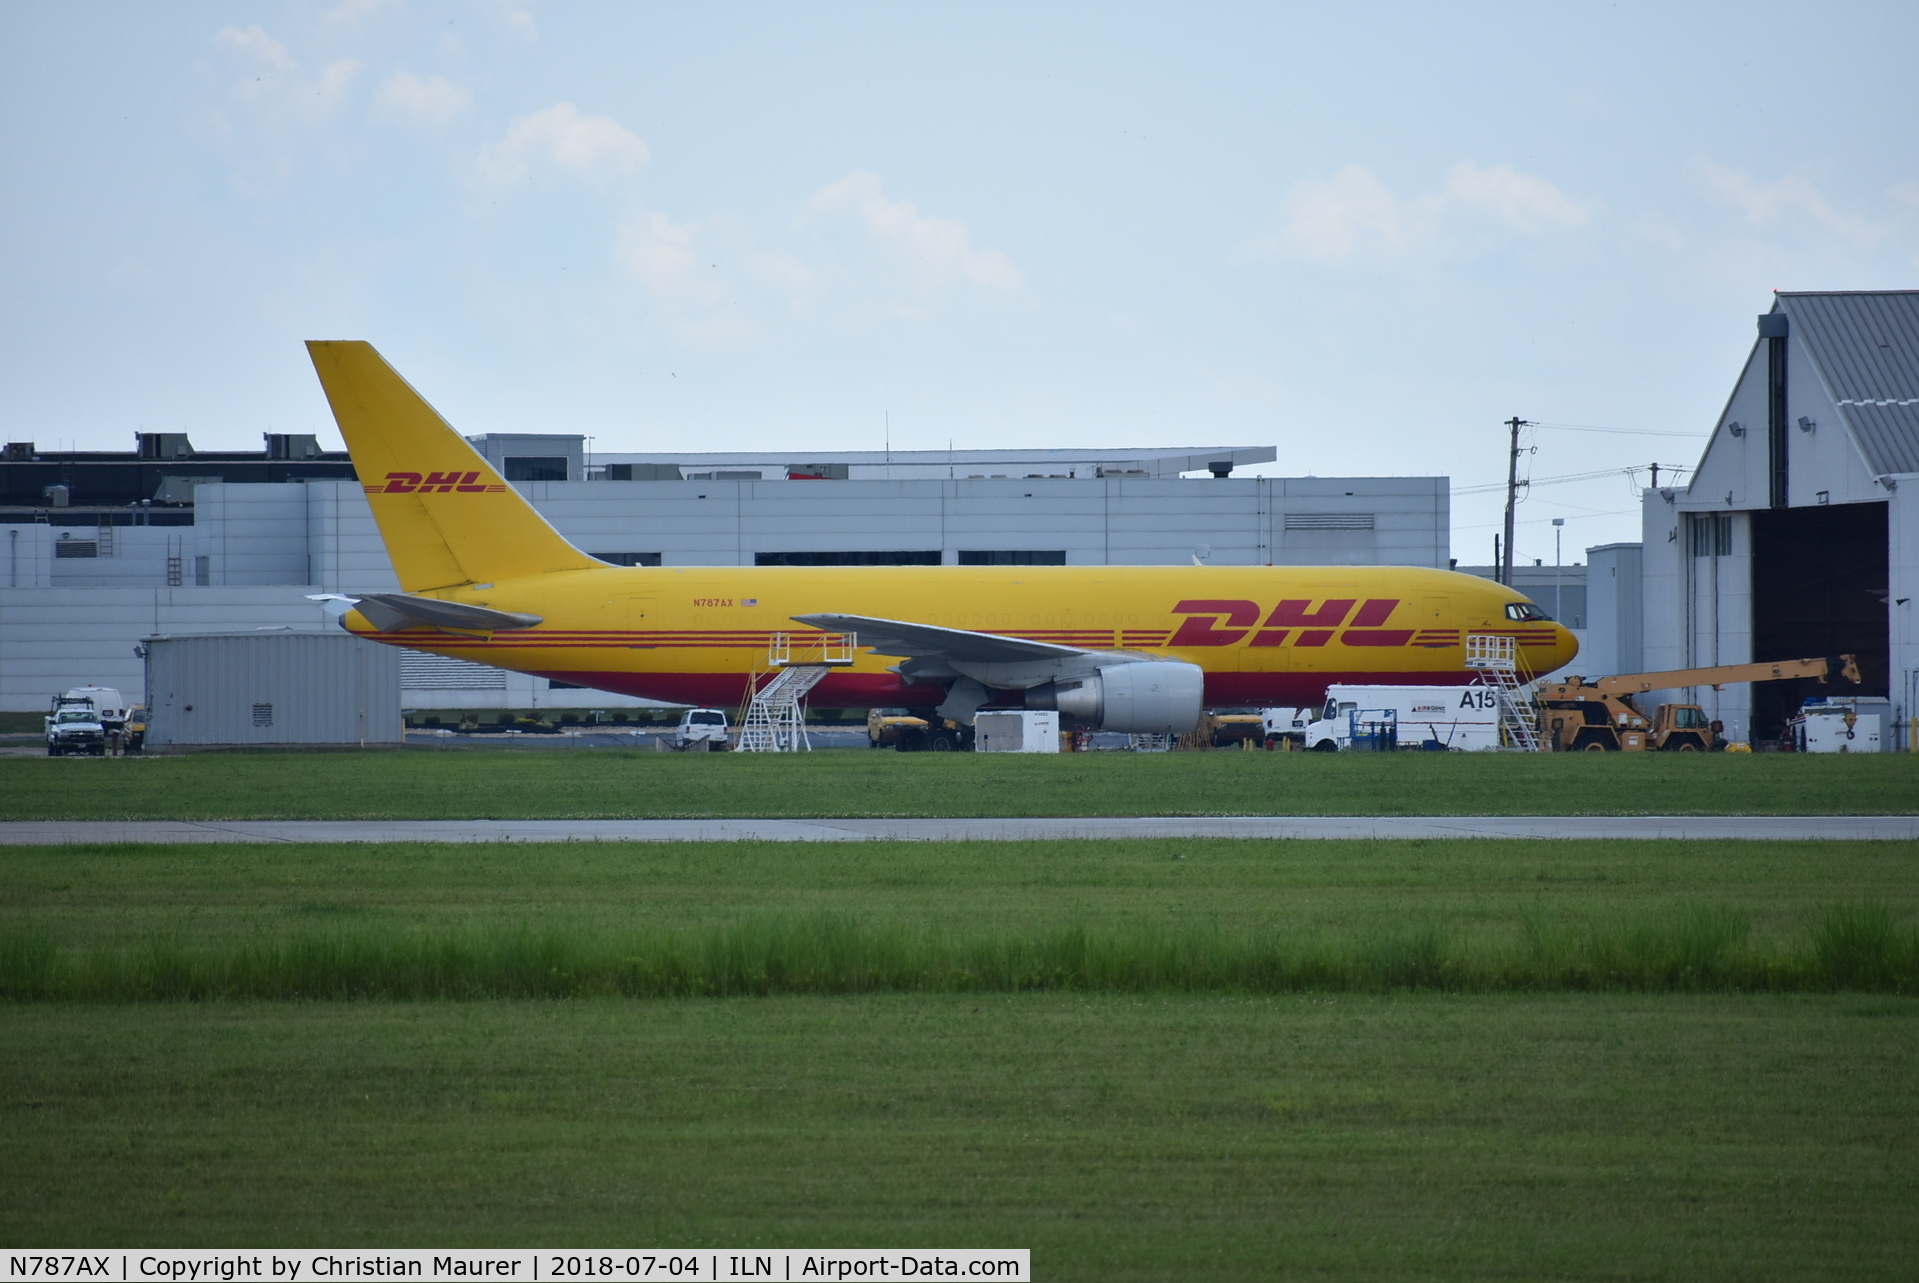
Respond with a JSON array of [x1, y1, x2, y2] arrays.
[[5, 749, 1918, 818], [6, 994, 1917, 1278], [3, 835, 1917, 1275], [5, 839, 1916, 998]]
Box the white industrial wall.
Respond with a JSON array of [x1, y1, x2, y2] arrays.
[[195, 485, 310, 586], [4, 525, 55, 588], [4, 522, 196, 589], [0, 587, 335, 711], [1584, 543, 1643, 680], [502, 474, 1446, 570]]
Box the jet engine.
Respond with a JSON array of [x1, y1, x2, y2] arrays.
[[1025, 661, 1204, 734]]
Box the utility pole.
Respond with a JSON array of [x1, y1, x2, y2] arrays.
[[1501, 417, 1530, 586], [1552, 517, 1564, 622]]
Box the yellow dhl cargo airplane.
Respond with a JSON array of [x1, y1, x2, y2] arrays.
[[307, 340, 1576, 733]]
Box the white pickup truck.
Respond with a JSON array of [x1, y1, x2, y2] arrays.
[[45, 686, 130, 757]]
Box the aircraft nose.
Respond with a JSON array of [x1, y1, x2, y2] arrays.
[[1554, 622, 1580, 669]]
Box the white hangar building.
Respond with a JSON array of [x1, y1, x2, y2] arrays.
[[1628, 290, 1918, 742], [0, 440, 1452, 712]]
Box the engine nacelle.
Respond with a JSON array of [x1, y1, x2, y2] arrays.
[[1026, 661, 1204, 734]]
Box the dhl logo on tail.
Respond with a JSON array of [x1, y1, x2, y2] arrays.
[[365, 471, 508, 495]]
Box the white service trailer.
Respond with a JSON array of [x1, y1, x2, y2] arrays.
[[1789, 700, 1885, 753], [1306, 684, 1501, 752]]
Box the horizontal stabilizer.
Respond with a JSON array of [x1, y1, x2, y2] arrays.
[[793, 612, 1085, 663], [310, 592, 542, 634]]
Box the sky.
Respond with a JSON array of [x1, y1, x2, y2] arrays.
[[3, 1, 1917, 565]]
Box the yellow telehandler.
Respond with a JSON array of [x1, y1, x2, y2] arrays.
[[1536, 655, 1861, 752]]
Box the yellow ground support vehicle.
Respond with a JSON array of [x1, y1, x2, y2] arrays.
[[1197, 709, 1265, 748], [1536, 655, 1860, 752], [867, 708, 928, 748]]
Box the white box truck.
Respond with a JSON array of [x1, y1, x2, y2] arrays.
[[1305, 684, 1501, 752]]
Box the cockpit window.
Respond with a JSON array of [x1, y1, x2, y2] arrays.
[[1505, 602, 1551, 622]]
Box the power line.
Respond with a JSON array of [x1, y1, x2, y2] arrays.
[[1530, 420, 1708, 439], [1453, 463, 1692, 496]]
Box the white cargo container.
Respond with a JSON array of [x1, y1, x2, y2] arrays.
[[1306, 684, 1501, 751], [974, 710, 1060, 753], [142, 632, 401, 748]]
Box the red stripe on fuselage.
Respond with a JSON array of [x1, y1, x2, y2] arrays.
[[523, 667, 1489, 711]]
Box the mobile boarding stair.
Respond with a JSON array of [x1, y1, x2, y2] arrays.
[[734, 631, 857, 752], [1465, 633, 1543, 752]]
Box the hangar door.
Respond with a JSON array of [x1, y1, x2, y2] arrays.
[[1749, 501, 1887, 740]]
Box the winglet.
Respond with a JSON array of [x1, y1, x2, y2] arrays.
[[307, 341, 600, 591]]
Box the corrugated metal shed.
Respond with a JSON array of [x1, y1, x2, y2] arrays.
[[143, 631, 401, 747], [1776, 291, 1919, 475]]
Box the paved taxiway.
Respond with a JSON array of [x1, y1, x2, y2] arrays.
[[1, 816, 1912, 843]]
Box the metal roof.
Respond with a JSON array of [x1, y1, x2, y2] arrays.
[[590, 445, 1276, 469], [1775, 291, 1919, 476]]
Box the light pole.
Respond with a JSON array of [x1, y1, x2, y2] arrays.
[[1552, 518, 1564, 622]]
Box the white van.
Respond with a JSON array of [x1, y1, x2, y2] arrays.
[[1259, 708, 1315, 748], [1305, 684, 1501, 752]]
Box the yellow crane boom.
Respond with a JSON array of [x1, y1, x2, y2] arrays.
[[1546, 655, 1860, 699]]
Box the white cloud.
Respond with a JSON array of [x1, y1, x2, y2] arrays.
[[1268, 161, 1589, 263], [1697, 161, 1883, 246], [616, 211, 758, 345], [1274, 164, 1417, 260], [1444, 162, 1589, 236], [214, 25, 359, 118], [1892, 181, 1919, 211], [375, 72, 469, 128], [309, 60, 362, 112], [750, 251, 817, 294], [216, 25, 294, 72], [507, 9, 539, 42], [810, 171, 1025, 294], [620, 211, 702, 296], [323, 0, 399, 30], [476, 103, 649, 185]]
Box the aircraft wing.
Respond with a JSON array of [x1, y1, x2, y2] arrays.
[[792, 612, 1088, 663], [309, 592, 542, 633]]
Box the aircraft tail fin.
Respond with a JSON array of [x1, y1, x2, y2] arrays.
[[306, 341, 600, 592]]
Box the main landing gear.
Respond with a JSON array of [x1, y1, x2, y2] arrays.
[[894, 723, 973, 752]]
